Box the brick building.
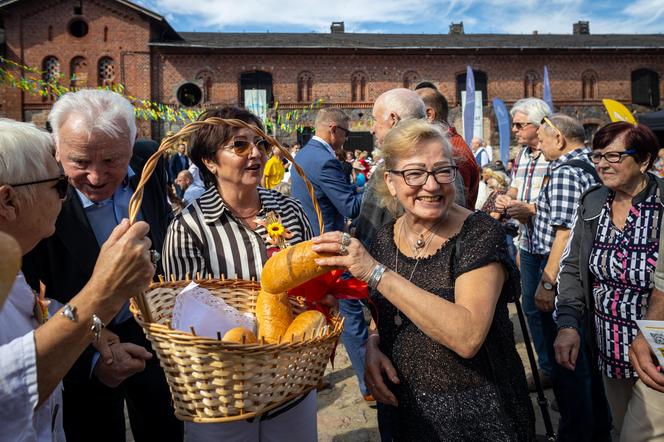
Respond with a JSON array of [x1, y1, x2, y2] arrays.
[[1, 0, 663, 148]]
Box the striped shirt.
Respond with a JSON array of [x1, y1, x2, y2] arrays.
[[510, 146, 549, 252], [589, 178, 662, 378], [162, 186, 313, 281]]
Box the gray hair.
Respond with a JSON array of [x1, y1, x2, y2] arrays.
[[48, 89, 137, 146], [542, 113, 586, 143], [314, 107, 350, 128], [375, 88, 426, 122], [0, 119, 57, 204], [510, 98, 552, 126]]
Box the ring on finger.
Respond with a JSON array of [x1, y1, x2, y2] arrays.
[[149, 249, 161, 265], [341, 232, 351, 247], [339, 244, 348, 255]]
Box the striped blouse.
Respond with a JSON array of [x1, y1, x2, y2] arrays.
[[162, 186, 313, 281]]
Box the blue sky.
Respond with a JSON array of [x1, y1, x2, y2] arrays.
[[135, 0, 664, 34]]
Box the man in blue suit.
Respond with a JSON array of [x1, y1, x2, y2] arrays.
[[291, 108, 371, 401]]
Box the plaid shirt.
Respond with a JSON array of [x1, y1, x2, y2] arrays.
[[510, 146, 549, 252], [532, 146, 597, 255]]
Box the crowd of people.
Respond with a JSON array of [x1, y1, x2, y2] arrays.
[[0, 84, 663, 442]]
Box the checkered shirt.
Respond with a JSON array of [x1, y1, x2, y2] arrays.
[[589, 180, 662, 378], [532, 147, 597, 255], [510, 146, 549, 252]]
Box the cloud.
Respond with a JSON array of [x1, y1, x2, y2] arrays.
[[137, 0, 664, 34]]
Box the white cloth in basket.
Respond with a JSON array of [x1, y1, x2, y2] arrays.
[[171, 282, 256, 338]]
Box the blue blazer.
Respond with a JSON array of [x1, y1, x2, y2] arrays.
[[291, 138, 363, 235]]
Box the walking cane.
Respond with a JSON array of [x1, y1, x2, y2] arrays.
[[514, 297, 557, 441]]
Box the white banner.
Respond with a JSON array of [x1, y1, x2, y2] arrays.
[[461, 91, 483, 141], [244, 89, 267, 123]]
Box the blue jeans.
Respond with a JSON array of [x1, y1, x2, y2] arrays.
[[541, 312, 612, 441], [338, 299, 369, 396], [519, 248, 553, 377]]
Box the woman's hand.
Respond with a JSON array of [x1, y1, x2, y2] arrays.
[[311, 231, 377, 282], [554, 328, 581, 370], [364, 336, 400, 406], [629, 334, 664, 393]]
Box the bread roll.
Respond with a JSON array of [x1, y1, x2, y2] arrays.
[[222, 327, 258, 344], [283, 310, 327, 343], [0, 231, 21, 309], [261, 240, 334, 294], [255, 290, 293, 344]]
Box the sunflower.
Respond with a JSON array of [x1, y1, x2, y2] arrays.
[[267, 221, 285, 238]]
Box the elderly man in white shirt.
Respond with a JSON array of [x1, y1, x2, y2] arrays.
[[0, 119, 154, 441]]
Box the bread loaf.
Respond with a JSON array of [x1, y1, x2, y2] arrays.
[[261, 240, 334, 294], [0, 231, 21, 309], [222, 327, 258, 344], [255, 290, 293, 344], [283, 310, 327, 343]]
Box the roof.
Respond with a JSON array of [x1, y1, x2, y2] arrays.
[[151, 32, 664, 51], [0, 0, 181, 39]]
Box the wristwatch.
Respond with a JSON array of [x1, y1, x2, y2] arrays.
[[542, 281, 556, 291]]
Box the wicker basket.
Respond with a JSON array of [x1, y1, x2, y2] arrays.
[[127, 117, 342, 423]]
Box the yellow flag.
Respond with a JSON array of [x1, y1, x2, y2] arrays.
[[602, 99, 637, 125]]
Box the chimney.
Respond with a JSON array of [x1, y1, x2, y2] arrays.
[[573, 21, 590, 35], [330, 21, 345, 33], [533, 30, 538, 35], [449, 22, 464, 35]]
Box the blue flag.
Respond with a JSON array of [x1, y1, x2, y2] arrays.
[[543, 66, 553, 110], [492, 98, 511, 166], [463, 66, 475, 143]]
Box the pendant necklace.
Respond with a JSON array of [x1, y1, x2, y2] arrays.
[[393, 217, 442, 326]]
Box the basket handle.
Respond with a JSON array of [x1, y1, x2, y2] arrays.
[[128, 117, 324, 234]]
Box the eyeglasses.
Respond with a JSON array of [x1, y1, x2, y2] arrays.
[[10, 175, 69, 199], [388, 166, 457, 186], [587, 149, 637, 164], [221, 138, 269, 156], [540, 117, 564, 139], [332, 125, 351, 137], [511, 122, 532, 130]]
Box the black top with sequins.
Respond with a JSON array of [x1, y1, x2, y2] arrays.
[[369, 212, 535, 441]]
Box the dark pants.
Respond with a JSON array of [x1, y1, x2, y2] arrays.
[[62, 319, 183, 442], [377, 402, 396, 442], [541, 312, 612, 441]]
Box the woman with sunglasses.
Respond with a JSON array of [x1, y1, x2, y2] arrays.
[[0, 119, 155, 441], [312, 119, 534, 441], [555, 121, 664, 439], [161, 107, 315, 441]]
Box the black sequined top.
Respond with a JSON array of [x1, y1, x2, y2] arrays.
[[369, 212, 535, 441]]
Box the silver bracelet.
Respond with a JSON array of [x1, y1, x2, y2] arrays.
[[91, 314, 105, 342], [367, 264, 387, 290]]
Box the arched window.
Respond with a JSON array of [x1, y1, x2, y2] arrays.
[[42, 56, 60, 83], [632, 69, 660, 107], [456, 70, 488, 105], [97, 57, 115, 87], [195, 70, 214, 102], [297, 71, 313, 102], [239, 71, 273, 107], [351, 71, 368, 102], [524, 71, 539, 98], [582, 70, 597, 100], [403, 71, 420, 89], [70, 56, 88, 89]]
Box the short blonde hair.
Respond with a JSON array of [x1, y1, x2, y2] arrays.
[[377, 119, 452, 214]]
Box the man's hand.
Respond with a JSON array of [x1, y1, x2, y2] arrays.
[[494, 194, 513, 211], [93, 342, 152, 388], [534, 284, 555, 312], [505, 200, 535, 224], [364, 336, 400, 406], [554, 328, 580, 371], [629, 334, 664, 393]]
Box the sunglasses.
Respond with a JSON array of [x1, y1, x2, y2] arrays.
[[540, 117, 564, 139], [221, 138, 270, 156], [333, 125, 351, 137], [511, 122, 532, 130], [11, 175, 69, 199]]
